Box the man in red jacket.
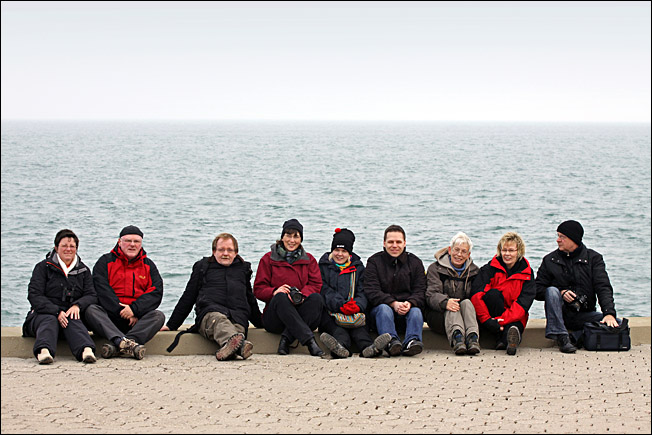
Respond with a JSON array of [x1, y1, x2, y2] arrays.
[[84, 225, 165, 359]]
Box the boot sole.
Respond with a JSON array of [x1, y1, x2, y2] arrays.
[[240, 341, 254, 360], [388, 341, 403, 356], [319, 333, 348, 358], [133, 345, 146, 360], [506, 327, 520, 356], [216, 334, 244, 361], [101, 343, 118, 359]]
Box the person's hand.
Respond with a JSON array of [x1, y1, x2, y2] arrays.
[[160, 325, 170, 331], [483, 318, 502, 333], [561, 289, 576, 304], [65, 304, 80, 320], [446, 298, 460, 312], [394, 301, 411, 316], [119, 303, 134, 320], [57, 310, 68, 328], [601, 314, 618, 327], [128, 316, 138, 327]]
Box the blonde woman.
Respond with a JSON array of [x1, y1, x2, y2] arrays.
[[470, 232, 536, 355]]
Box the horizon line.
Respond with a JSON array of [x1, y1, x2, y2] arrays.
[[2, 118, 650, 124]]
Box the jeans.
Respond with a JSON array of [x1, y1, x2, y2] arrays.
[[370, 304, 423, 344], [543, 286, 605, 339]]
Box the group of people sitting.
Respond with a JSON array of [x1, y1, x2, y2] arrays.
[[23, 219, 620, 364]]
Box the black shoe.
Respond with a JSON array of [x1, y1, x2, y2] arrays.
[[305, 337, 324, 357], [495, 341, 507, 351], [386, 338, 402, 356], [466, 333, 481, 355], [319, 333, 350, 358], [506, 326, 521, 356], [557, 334, 577, 354], [278, 336, 291, 355], [402, 339, 423, 356], [452, 330, 466, 355]]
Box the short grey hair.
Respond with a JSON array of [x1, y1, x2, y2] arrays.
[[449, 232, 473, 252]]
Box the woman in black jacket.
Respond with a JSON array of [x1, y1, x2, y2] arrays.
[[22, 229, 98, 364]]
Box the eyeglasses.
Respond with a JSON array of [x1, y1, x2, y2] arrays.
[[557, 233, 567, 240], [216, 248, 236, 254], [121, 238, 142, 245], [501, 248, 518, 254], [451, 247, 469, 255]]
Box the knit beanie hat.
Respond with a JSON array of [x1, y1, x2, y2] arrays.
[[331, 228, 355, 254], [119, 225, 144, 239], [557, 220, 583, 246], [281, 219, 303, 240]]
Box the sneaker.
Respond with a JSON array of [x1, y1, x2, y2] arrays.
[[82, 347, 97, 364], [119, 338, 143, 359], [216, 333, 245, 361], [37, 348, 53, 365], [238, 340, 254, 360], [402, 339, 424, 356], [361, 333, 392, 358], [101, 343, 118, 359], [506, 326, 521, 356], [466, 333, 481, 355], [557, 334, 577, 354], [319, 333, 350, 358], [386, 338, 403, 356], [495, 341, 507, 351], [452, 330, 466, 355]]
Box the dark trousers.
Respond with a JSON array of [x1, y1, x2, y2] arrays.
[[319, 310, 374, 353], [23, 312, 95, 361], [262, 293, 323, 345], [481, 288, 525, 345], [84, 303, 165, 345]]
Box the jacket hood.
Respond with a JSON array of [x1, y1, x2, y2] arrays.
[[433, 246, 479, 277]]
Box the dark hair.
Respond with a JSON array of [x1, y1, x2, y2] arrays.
[[54, 229, 79, 248], [384, 224, 406, 241]]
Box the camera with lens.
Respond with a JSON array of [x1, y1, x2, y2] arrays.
[[288, 286, 304, 305], [568, 293, 588, 312]]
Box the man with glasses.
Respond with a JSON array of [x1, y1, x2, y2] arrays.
[[162, 233, 262, 361], [535, 220, 618, 353], [84, 225, 165, 359]]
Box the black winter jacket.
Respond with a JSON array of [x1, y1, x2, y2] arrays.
[[166, 256, 262, 332], [535, 244, 616, 318], [364, 249, 426, 309], [319, 252, 368, 314], [26, 250, 97, 316]]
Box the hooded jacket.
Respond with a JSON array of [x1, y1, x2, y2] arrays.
[[471, 256, 535, 328], [92, 243, 163, 318], [425, 247, 480, 312], [364, 249, 426, 309], [253, 244, 322, 313], [319, 252, 368, 314]]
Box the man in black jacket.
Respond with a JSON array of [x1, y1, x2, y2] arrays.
[[162, 233, 262, 361], [535, 220, 618, 353], [365, 225, 427, 356]]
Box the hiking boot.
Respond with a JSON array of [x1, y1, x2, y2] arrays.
[[119, 338, 144, 359], [320, 333, 350, 358], [361, 333, 392, 358], [82, 347, 97, 364], [466, 333, 481, 355], [238, 340, 254, 360], [506, 326, 521, 356], [452, 330, 467, 356], [557, 334, 577, 354], [37, 348, 53, 365], [216, 333, 245, 361], [386, 338, 403, 356], [305, 337, 324, 357], [402, 339, 424, 356], [101, 343, 119, 359]]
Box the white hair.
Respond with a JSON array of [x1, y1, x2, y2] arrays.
[[450, 232, 473, 251]]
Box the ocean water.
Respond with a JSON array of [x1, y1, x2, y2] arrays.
[[1, 120, 650, 327]]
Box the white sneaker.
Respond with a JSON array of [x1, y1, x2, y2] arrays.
[[37, 348, 53, 365], [82, 347, 97, 363]]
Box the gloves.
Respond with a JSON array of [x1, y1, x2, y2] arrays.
[[340, 300, 360, 315], [483, 318, 501, 334]]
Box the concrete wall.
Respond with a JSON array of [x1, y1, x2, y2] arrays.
[[3, 317, 649, 358]]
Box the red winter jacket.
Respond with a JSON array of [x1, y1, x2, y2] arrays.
[[253, 244, 322, 314], [470, 256, 535, 328]]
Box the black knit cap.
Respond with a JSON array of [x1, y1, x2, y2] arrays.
[[119, 225, 144, 239], [281, 219, 303, 240], [557, 220, 583, 246], [331, 228, 355, 254]]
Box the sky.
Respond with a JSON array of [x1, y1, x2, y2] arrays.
[[1, 1, 650, 122]]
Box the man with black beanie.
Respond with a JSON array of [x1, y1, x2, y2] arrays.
[[535, 220, 619, 353]]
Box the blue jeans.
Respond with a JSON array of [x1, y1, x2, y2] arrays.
[[544, 286, 606, 339], [370, 304, 423, 344]]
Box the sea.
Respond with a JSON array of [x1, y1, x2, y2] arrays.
[[1, 120, 650, 327]]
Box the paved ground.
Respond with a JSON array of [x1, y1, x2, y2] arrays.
[[2, 345, 650, 434]]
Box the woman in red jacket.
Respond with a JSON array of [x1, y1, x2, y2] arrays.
[[471, 232, 536, 355], [253, 219, 324, 356]]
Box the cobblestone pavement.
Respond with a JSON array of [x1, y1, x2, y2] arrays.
[[2, 345, 650, 434]]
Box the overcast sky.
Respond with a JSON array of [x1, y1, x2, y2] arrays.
[[1, 1, 650, 122]]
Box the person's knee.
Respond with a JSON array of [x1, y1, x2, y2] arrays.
[[408, 307, 423, 322], [460, 299, 474, 310], [374, 304, 394, 319], [84, 303, 105, 320], [545, 286, 562, 302], [151, 310, 166, 327], [303, 293, 324, 307]]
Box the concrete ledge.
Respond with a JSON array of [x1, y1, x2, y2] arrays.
[[2, 317, 650, 358]]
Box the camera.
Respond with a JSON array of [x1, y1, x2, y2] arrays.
[[288, 286, 304, 305], [568, 294, 588, 312], [61, 285, 75, 302]]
